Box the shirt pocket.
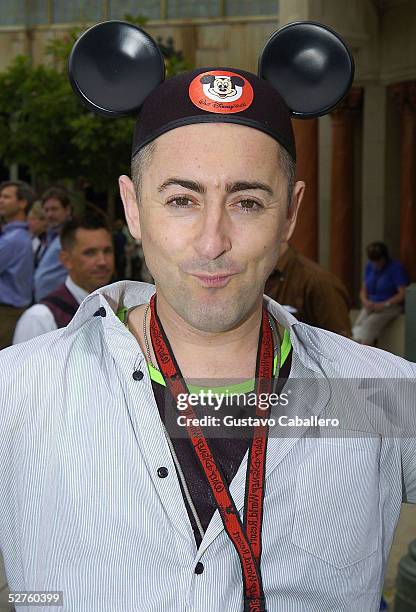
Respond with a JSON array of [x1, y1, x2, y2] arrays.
[[291, 435, 380, 569]]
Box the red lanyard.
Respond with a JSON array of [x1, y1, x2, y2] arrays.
[[149, 293, 274, 612]]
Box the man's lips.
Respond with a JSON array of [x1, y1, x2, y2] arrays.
[[93, 270, 112, 276], [190, 272, 238, 287]]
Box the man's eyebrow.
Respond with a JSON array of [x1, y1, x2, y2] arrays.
[[157, 178, 274, 196], [158, 178, 206, 194], [226, 181, 274, 196]]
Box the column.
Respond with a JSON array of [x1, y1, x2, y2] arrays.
[[390, 82, 416, 282], [329, 87, 363, 298], [290, 118, 318, 261], [361, 84, 387, 257]]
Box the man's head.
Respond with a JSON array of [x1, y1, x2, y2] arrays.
[[120, 122, 304, 333], [27, 201, 48, 237], [60, 212, 114, 293], [0, 180, 36, 223], [41, 187, 72, 230], [366, 241, 389, 271]]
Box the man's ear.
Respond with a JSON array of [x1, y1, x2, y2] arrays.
[[119, 175, 141, 241], [59, 249, 71, 271], [282, 180, 305, 243], [19, 199, 28, 215]]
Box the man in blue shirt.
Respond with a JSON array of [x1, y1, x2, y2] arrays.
[[0, 180, 36, 349], [353, 241, 409, 345], [34, 187, 72, 301]]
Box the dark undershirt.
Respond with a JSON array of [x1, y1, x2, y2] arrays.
[[151, 344, 293, 547]]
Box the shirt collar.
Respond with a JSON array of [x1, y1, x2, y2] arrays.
[[64, 280, 332, 372], [47, 226, 62, 242], [65, 276, 89, 305], [3, 221, 28, 232]]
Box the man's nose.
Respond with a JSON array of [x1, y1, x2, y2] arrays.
[[193, 208, 231, 261], [96, 252, 108, 266]]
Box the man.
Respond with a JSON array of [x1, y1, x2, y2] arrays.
[[265, 241, 352, 336], [27, 201, 48, 265], [13, 212, 114, 343], [353, 241, 409, 345], [34, 186, 72, 301], [0, 180, 36, 349], [0, 22, 415, 612]]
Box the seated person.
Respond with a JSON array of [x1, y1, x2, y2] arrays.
[[352, 241, 409, 345]]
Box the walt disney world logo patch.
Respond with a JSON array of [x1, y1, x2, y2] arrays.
[[189, 70, 254, 114]]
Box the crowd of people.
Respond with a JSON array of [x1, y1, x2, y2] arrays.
[[0, 180, 153, 350]]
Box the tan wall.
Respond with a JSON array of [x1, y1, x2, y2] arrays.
[[380, 0, 416, 83], [0, 19, 281, 74]]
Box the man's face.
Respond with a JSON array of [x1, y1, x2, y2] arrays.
[[42, 197, 71, 229], [0, 186, 25, 222], [121, 123, 303, 333], [27, 213, 48, 237], [60, 228, 115, 294]]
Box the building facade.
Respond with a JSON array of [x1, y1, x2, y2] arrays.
[[0, 0, 415, 300]]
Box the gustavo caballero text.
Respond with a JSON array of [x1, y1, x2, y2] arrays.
[[177, 415, 339, 428]]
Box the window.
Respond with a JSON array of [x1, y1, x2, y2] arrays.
[[167, 0, 221, 19], [109, 0, 160, 21], [27, 0, 49, 26], [225, 0, 279, 16], [52, 0, 104, 23], [0, 0, 25, 25]]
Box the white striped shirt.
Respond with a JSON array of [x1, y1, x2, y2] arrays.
[[0, 281, 415, 612]]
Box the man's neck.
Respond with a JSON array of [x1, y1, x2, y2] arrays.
[[4, 213, 25, 225], [128, 293, 265, 381]]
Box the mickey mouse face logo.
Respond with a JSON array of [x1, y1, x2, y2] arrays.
[[189, 70, 254, 114]]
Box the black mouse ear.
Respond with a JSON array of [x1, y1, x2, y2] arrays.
[[258, 21, 354, 118], [68, 21, 165, 118]]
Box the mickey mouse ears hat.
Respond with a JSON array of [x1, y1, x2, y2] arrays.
[[68, 20, 354, 161]]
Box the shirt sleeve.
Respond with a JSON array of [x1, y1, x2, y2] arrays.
[[305, 275, 352, 337], [401, 361, 416, 503], [13, 304, 57, 344], [392, 261, 409, 289], [0, 233, 18, 274]]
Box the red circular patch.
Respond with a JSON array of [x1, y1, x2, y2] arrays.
[[189, 70, 254, 114]]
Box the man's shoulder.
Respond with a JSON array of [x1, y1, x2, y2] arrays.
[[19, 303, 52, 318], [0, 328, 65, 379], [292, 252, 347, 289], [299, 322, 415, 378], [0, 224, 31, 247], [389, 259, 408, 275]]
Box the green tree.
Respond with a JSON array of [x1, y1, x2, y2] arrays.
[[0, 18, 190, 219]]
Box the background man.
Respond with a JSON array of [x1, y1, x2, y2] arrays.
[[0, 180, 36, 349], [265, 241, 352, 336], [27, 200, 48, 265], [353, 241, 409, 345], [34, 186, 72, 301], [14, 211, 114, 343]]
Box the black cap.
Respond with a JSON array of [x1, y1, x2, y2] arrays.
[[68, 20, 354, 162], [132, 67, 296, 159]]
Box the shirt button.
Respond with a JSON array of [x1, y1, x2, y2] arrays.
[[132, 370, 144, 381], [157, 467, 169, 478], [194, 562, 204, 575], [93, 306, 106, 317]]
